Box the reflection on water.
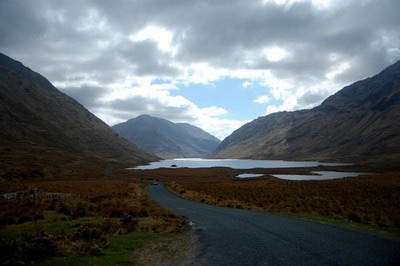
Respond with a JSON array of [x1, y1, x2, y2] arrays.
[[272, 171, 367, 181], [130, 158, 350, 170], [236, 173, 264, 178]]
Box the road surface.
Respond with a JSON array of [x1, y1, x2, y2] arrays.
[[147, 184, 400, 266]]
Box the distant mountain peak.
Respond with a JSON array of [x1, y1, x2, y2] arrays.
[[136, 114, 154, 119], [113, 115, 220, 158]]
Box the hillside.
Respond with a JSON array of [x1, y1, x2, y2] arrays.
[[214, 60, 400, 162], [0, 53, 158, 179], [113, 115, 220, 158]]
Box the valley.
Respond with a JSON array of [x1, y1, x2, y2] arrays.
[[1, 17, 400, 265]]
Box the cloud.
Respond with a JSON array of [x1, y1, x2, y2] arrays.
[[120, 40, 180, 77], [254, 95, 271, 104], [1, 0, 399, 139], [242, 81, 252, 88], [99, 92, 242, 140], [0, 1, 46, 49], [297, 91, 329, 107], [129, 25, 175, 53], [62, 85, 109, 109]]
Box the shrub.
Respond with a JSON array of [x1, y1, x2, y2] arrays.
[[140, 209, 149, 217], [57, 206, 71, 216], [17, 216, 33, 224], [0, 217, 16, 227], [73, 225, 106, 243], [71, 205, 87, 219], [33, 214, 44, 221], [110, 209, 124, 218], [121, 215, 138, 232], [0, 233, 56, 264], [347, 213, 362, 223]]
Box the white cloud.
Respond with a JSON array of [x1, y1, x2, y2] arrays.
[[242, 81, 252, 88], [200, 106, 228, 117], [74, 77, 244, 139], [266, 105, 285, 115], [194, 117, 249, 140], [262, 0, 336, 9], [254, 95, 271, 104], [129, 25, 175, 53], [325, 62, 351, 80], [262, 47, 289, 62]]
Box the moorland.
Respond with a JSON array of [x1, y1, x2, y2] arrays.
[[0, 165, 194, 265], [129, 163, 400, 238]]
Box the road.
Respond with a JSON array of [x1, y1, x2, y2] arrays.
[[147, 184, 400, 266]]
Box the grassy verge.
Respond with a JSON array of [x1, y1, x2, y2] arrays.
[[164, 179, 400, 241], [35, 232, 155, 266], [0, 178, 187, 265], [133, 229, 196, 266]]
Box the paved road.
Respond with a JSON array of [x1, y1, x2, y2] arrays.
[[147, 184, 400, 266]]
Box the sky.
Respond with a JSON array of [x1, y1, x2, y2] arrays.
[[1, 0, 399, 140]]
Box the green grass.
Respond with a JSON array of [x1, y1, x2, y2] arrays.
[[0, 211, 107, 241], [1, 211, 156, 265], [0, 212, 72, 241], [35, 232, 156, 266]]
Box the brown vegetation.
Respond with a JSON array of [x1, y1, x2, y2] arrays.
[[0, 177, 186, 264], [128, 166, 400, 227]]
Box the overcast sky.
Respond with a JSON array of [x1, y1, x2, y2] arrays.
[[1, 0, 399, 139]]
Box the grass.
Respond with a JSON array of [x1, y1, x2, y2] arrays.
[[2, 162, 399, 264], [0, 178, 186, 264], [0, 211, 74, 241], [133, 229, 195, 266], [124, 165, 400, 238], [35, 232, 155, 266]]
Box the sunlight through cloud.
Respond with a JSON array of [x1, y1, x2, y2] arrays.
[[129, 25, 174, 53], [263, 47, 289, 62]]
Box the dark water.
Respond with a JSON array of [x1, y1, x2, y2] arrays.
[[129, 158, 350, 170]]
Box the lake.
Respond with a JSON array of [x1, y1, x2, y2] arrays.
[[272, 171, 367, 180], [129, 158, 350, 170], [236, 173, 265, 178], [235, 171, 366, 180]]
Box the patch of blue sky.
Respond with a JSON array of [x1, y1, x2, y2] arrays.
[[172, 78, 282, 120], [151, 78, 171, 85]]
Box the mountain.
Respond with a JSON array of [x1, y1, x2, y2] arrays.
[[214, 60, 400, 162], [112, 115, 220, 158], [0, 53, 158, 178]]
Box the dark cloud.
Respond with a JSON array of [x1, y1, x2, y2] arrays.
[[108, 95, 194, 122], [0, 1, 46, 48], [0, 0, 399, 127], [2, 0, 398, 84], [119, 40, 179, 77], [298, 91, 329, 107], [62, 85, 109, 108]]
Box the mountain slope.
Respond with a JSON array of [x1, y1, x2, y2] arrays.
[[112, 115, 220, 158], [214, 60, 400, 162], [0, 53, 157, 178]]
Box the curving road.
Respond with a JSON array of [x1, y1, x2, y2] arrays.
[[147, 184, 400, 266]]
